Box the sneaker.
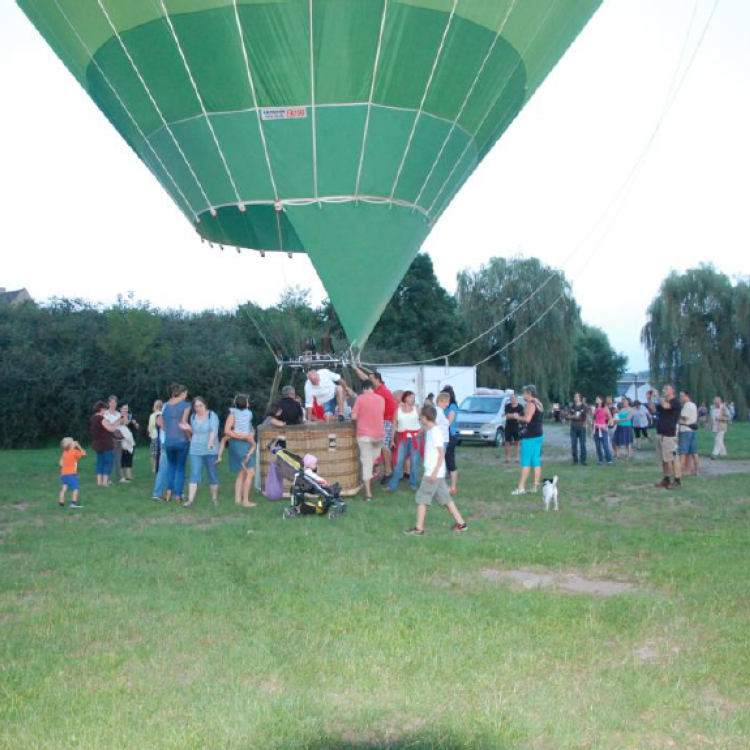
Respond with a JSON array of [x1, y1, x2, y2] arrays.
[[655, 478, 671, 489], [58, 501, 65, 507], [69, 502, 83, 508], [511, 488, 526, 496], [453, 522, 468, 532], [380, 473, 392, 486], [666, 480, 682, 490], [151, 495, 161, 501], [404, 527, 424, 536]]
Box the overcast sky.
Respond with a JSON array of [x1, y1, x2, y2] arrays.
[[2, 0, 749, 372]]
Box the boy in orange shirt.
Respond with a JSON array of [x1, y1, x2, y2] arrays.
[[59, 437, 86, 508]]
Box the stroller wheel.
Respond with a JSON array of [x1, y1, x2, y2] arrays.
[[328, 504, 346, 519], [283, 507, 298, 519]]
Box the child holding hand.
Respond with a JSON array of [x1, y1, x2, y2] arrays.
[[59, 437, 86, 508]]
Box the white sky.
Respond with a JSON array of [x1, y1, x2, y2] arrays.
[[2, 0, 749, 371]]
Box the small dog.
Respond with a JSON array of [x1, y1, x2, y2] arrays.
[[541, 476, 559, 512]]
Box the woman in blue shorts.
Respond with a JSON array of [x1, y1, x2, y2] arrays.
[[510, 385, 544, 495]]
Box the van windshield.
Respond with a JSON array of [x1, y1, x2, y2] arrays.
[[459, 397, 504, 414]]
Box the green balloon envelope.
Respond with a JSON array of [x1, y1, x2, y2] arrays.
[[18, 0, 601, 348]]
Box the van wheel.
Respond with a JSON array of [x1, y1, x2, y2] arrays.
[[493, 429, 505, 448]]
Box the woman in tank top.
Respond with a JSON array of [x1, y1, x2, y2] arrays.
[[510, 384, 544, 495], [386, 391, 422, 492]]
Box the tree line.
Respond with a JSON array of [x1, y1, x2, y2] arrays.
[[643, 264, 750, 416], [0, 255, 626, 448]]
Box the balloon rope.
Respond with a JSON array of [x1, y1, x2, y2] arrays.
[[412, 0, 518, 209], [158, 0, 244, 210], [240, 306, 280, 364], [364, 0, 722, 370], [388, 0, 458, 203], [95, 0, 214, 215], [354, 0, 390, 202], [46, 0, 197, 223]]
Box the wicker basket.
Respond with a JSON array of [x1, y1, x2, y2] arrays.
[[258, 421, 362, 496]]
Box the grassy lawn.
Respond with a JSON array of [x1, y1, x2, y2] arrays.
[[1, 425, 749, 749]]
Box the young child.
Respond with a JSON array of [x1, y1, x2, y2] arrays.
[[59, 437, 86, 508], [434, 392, 451, 448], [215, 394, 256, 469], [302, 454, 331, 488], [405, 405, 467, 535]]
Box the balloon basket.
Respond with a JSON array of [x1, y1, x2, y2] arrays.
[[258, 422, 363, 498]]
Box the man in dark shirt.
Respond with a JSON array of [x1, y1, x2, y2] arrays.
[[503, 393, 524, 463], [647, 385, 682, 489], [279, 385, 304, 425], [567, 393, 589, 465]]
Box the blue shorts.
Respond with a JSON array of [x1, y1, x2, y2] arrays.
[[228, 438, 255, 473], [520, 436, 543, 468], [679, 430, 698, 455], [323, 396, 337, 415], [61, 474, 80, 491], [189, 454, 219, 485]]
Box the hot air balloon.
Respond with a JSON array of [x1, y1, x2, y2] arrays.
[[18, 0, 601, 349]]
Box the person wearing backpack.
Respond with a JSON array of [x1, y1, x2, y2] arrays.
[[182, 396, 220, 507]]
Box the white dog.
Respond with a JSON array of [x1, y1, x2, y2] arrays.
[[541, 476, 559, 512]]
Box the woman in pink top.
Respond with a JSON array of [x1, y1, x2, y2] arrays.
[[592, 396, 613, 464], [351, 380, 385, 501]]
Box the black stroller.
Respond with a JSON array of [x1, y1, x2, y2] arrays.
[[270, 441, 347, 520]]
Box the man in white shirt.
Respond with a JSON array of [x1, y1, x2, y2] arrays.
[[678, 391, 699, 475], [304, 369, 345, 422]]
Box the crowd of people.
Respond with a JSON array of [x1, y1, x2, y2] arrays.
[[548, 388, 735, 489], [55, 369, 737, 520]]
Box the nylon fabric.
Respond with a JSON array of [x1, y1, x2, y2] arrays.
[[17, 0, 602, 347]]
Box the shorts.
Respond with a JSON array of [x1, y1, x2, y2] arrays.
[[149, 439, 160, 457], [415, 476, 451, 506], [357, 437, 383, 481], [505, 429, 519, 445], [383, 420, 393, 446], [520, 436, 543, 468], [121, 448, 134, 468], [323, 396, 337, 415], [657, 435, 678, 463], [679, 430, 698, 455], [60, 474, 80, 491], [189, 454, 219, 485], [228, 438, 255, 473], [634, 426, 649, 438]]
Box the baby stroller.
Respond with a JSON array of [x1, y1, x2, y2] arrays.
[[269, 440, 347, 520]]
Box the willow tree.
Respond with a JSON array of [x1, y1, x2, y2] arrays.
[[455, 257, 580, 400], [642, 265, 749, 414]]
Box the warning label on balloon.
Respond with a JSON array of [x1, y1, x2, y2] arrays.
[[261, 107, 308, 121]]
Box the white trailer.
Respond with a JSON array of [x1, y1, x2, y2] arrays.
[[375, 365, 477, 406]]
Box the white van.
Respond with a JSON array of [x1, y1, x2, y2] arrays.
[[454, 388, 513, 447]]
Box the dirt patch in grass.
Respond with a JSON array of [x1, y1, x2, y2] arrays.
[[632, 638, 682, 665], [341, 716, 428, 747], [697, 459, 750, 478], [477, 568, 637, 596]]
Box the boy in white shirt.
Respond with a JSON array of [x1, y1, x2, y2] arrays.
[[405, 406, 467, 536]]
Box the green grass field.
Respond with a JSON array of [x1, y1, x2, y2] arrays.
[[2, 425, 749, 749]]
